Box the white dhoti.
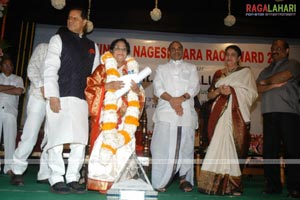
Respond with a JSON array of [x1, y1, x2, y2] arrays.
[[151, 121, 195, 189]]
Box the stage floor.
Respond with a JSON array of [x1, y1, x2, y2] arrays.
[[0, 165, 290, 200]]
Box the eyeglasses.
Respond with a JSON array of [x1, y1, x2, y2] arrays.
[[113, 47, 127, 52]]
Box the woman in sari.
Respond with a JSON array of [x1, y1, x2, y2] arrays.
[[84, 38, 145, 194], [197, 45, 258, 196]]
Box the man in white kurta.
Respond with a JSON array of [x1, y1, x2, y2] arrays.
[[151, 41, 200, 192], [43, 8, 100, 194], [0, 57, 24, 174], [11, 43, 50, 185]]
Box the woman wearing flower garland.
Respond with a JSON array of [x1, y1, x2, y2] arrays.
[[85, 38, 145, 194]]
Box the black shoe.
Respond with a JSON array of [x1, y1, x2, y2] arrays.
[[36, 179, 49, 184], [261, 188, 282, 195], [288, 190, 300, 198], [67, 181, 86, 194], [6, 170, 14, 177], [11, 174, 24, 186], [51, 182, 71, 194]]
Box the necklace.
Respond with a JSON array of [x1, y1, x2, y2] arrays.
[[99, 51, 140, 165]]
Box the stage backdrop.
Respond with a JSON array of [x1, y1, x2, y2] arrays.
[[33, 24, 300, 136]]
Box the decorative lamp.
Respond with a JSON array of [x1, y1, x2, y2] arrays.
[[86, 0, 94, 33], [51, 0, 66, 10], [150, 0, 162, 21], [224, 0, 236, 27]]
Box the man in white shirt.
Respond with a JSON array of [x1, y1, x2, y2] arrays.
[[0, 56, 24, 175], [151, 41, 200, 192], [11, 43, 50, 186]]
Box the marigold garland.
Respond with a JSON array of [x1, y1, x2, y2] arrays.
[[99, 51, 140, 165]]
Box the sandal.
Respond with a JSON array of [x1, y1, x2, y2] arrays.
[[156, 188, 166, 192], [179, 180, 193, 192], [231, 191, 242, 196]]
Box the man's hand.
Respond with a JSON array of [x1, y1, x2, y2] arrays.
[[105, 81, 124, 91], [49, 97, 61, 113], [130, 80, 140, 94], [169, 97, 184, 116]]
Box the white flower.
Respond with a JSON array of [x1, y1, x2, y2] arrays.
[[99, 51, 141, 157], [86, 20, 94, 33], [51, 0, 66, 10], [224, 14, 236, 27], [150, 8, 162, 21]]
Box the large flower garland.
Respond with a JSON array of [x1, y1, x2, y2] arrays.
[[99, 51, 140, 164]]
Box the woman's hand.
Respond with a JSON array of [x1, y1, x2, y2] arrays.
[[218, 85, 231, 95], [105, 81, 124, 90]]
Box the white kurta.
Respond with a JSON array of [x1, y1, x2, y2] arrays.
[[27, 43, 48, 100], [43, 35, 100, 150], [152, 59, 200, 128], [0, 73, 24, 118], [0, 73, 24, 173]]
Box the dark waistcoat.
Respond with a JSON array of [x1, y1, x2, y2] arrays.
[[58, 30, 96, 100]]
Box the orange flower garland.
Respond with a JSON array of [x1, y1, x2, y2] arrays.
[[99, 51, 140, 165]]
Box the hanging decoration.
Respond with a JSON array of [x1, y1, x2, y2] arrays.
[[0, 0, 9, 41], [0, 39, 11, 61], [224, 0, 236, 27], [150, 0, 162, 21], [86, 0, 94, 33], [0, 0, 9, 18], [51, 0, 65, 10], [50, 0, 94, 33]]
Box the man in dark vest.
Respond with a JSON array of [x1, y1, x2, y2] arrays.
[[34, 7, 99, 194]]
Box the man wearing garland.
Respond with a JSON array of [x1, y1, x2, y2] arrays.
[[85, 38, 145, 194], [43, 7, 100, 194]]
